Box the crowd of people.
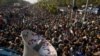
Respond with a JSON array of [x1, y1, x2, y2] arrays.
[[0, 4, 100, 56]]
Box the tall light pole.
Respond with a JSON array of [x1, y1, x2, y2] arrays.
[[72, 0, 75, 7], [70, 0, 76, 20], [82, 0, 89, 21], [70, 0, 75, 16]]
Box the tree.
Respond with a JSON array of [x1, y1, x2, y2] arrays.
[[0, 0, 23, 6], [38, 0, 100, 14], [38, 0, 58, 14], [57, 0, 68, 6]]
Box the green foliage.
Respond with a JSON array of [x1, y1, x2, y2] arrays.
[[38, 0, 58, 14], [0, 0, 23, 6], [38, 0, 100, 14], [57, 0, 68, 6], [0, 0, 7, 5], [75, 0, 100, 6]]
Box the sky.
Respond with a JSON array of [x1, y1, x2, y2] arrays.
[[24, 0, 38, 4]]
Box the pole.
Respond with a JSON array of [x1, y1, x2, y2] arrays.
[[72, 0, 75, 7], [82, 0, 89, 21], [70, 0, 76, 21]]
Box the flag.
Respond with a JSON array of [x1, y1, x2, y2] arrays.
[[21, 29, 57, 56]]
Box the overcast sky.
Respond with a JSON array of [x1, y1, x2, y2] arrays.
[[24, 0, 38, 4]]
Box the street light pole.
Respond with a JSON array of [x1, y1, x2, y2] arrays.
[[72, 0, 75, 7], [82, 0, 89, 21], [70, 0, 76, 19]]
